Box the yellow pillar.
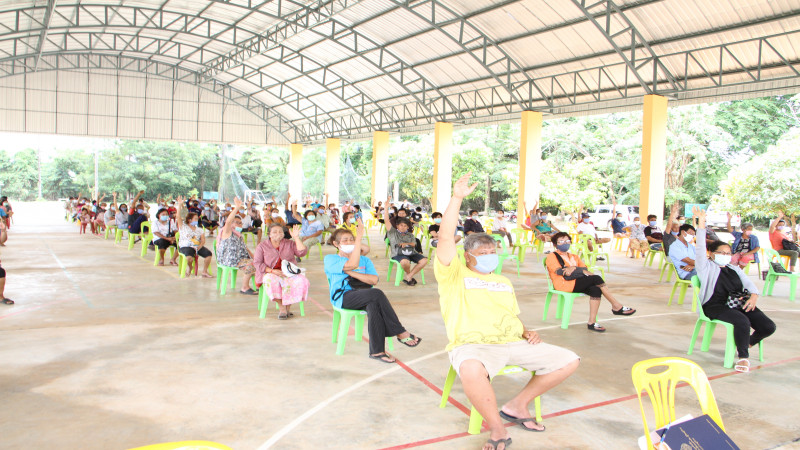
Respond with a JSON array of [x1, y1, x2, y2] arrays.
[[289, 143, 303, 199], [518, 111, 543, 222], [371, 131, 389, 208], [432, 122, 453, 212], [640, 95, 668, 221], [325, 138, 341, 206]]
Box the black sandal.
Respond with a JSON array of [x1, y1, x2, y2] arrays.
[[587, 322, 606, 332], [409, 278, 418, 286], [499, 410, 545, 432], [368, 352, 396, 364], [2, 298, 14, 305], [397, 334, 422, 347], [485, 437, 512, 449], [612, 306, 636, 316]]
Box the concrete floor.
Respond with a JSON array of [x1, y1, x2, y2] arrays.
[[1, 202, 799, 450]]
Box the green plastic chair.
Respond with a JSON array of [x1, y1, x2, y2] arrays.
[[216, 265, 238, 295], [643, 248, 664, 268], [764, 249, 798, 302], [114, 227, 126, 244], [104, 225, 117, 240], [258, 284, 305, 319], [127, 221, 150, 250], [578, 235, 610, 272], [384, 238, 391, 258], [140, 222, 154, 257], [387, 258, 427, 286], [331, 306, 393, 355], [541, 259, 586, 329], [153, 244, 175, 266], [668, 263, 694, 310], [512, 228, 538, 264], [304, 240, 323, 260], [659, 261, 674, 282], [491, 235, 520, 276], [687, 276, 763, 368], [440, 364, 542, 434], [178, 252, 197, 278], [241, 231, 256, 247]]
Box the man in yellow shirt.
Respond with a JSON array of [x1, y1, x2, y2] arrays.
[[435, 173, 579, 450]]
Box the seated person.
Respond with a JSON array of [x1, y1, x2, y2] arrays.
[[727, 217, 760, 269], [200, 202, 219, 236], [428, 212, 461, 248], [284, 193, 301, 227], [152, 208, 179, 266], [435, 173, 580, 450], [127, 191, 147, 235], [384, 197, 427, 286], [668, 224, 697, 279], [248, 203, 264, 244], [661, 204, 681, 257], [644, 214, 664, 250], [624, 216, 648, 258], [316, 204, 332, 230], [411, 207, 423, 224], [217, 198, 257, 295], [254, 223, 310, 319], [610, 203, 626, 237], [693, 207, 776, 372], [769, 212, 798, 272], [239, 204, 262, 244], [0, 220, 6, 247], [324, 223, 421, 363], [93, 202, 108, 234], [463, 210, 484, 235], [576, 213, 610, 255], [0, 255, 12, 304], [545, 232, 636, 332], [175, 198, 214, 278], [353, 204, 363, 221], [292, 202, 324, 248], [491, 210, 513, 247], [340, 211, 357, 233], [532, 209, 560, 242]]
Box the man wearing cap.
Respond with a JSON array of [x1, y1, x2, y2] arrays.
[[576, 213, 610, 257]]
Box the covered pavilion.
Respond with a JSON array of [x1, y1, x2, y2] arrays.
[[1, 0, 800, 449]]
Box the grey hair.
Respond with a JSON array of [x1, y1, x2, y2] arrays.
[[741, 222, 754, 231], [464, 233, 497, 252]]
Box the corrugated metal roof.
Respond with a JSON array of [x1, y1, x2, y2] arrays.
[[0, 0, 799, 145]]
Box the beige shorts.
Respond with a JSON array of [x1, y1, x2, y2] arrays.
[[629, 238, 649, 252], [449, 341, 579, 379]]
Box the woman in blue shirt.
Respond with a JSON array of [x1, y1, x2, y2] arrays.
[[324, 221, 421, 363]]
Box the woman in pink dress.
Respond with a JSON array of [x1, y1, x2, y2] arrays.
[[254, 223, 309, 320]]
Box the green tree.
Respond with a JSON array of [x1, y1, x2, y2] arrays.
[[713, 96, 796, 155]]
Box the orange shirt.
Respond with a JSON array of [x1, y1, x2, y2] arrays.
[[769, 230, 790, 251], [545, 252, 587, 292]]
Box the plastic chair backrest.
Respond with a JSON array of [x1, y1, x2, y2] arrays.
[[141, 221, 151, 235], [689, 276, 710, 320], [631, 356, 725, 450], [541, 258, 555, 289]]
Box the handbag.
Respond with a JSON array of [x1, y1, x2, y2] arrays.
[[553, 253, 587, 280], [782, 239, 799, 252], [331, 275, 371, 303], [726, 289, 751, 310], [771, 261, 790, 274]]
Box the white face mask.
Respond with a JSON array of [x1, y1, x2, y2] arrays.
[[271, 212, 280, 218], [713, 254, 731, 266], [633, 220, 640, 225], [684, 234, 695, 243], [340, 244, 355, 254]]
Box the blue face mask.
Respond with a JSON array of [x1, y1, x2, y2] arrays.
[[235, 226, 243, 233], [434, 218, 442, 224], [307, 215, 316, 221], [160, 216, 169, 222], [190, 221, 198, 226], [137, 209, 144, 214], [468, 252, 499, 274], [556, 243, 571, 252], [582, 218, 590, 223], [649, 221, 657, 227]]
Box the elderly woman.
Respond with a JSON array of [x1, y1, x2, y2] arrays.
[[291, 201, 324, 248], [324, 222, 421, 363], [200, 201, 219, 236], [545, 232, 636, 332], [726, 214, 761, 269], [384, 196, 428, 286], [153, 207, 179, 266], [217, 197, 257, 295], [254, 223, 309, 319], [693, 207, 775, 372], [174, 197, 214, 278]]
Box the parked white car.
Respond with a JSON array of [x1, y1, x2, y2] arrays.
[[585, 204, 640, 231], [704, 208, 740, 230]]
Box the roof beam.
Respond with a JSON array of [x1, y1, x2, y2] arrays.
[[33, 0, 57, 71]]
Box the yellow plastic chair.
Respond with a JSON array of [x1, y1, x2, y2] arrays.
[[128, 441, 233, 450], [631, 357, 725, 450]]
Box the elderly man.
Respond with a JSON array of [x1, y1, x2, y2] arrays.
[[434, 173, 580, 450]]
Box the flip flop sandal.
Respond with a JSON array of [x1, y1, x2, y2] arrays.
[[287, 312, 294, 317], [735, 359, 750, 373], [499, 410, 545, 432], [278, 313, 288, 320], [409, 278, 418, 286], [402, 279, 412, 286], [239, 289, 258, 296], [612, 306, 636, 316], [587, 322, 606, 332], [1, 298, 14, 305], [485, 437, 512, 449], [368, 353, 396, 364], [397, 334, 422, 347]]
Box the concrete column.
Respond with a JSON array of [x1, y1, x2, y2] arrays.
[[288, 143, 303, 199], [325, 138, 341, 206], [371, 131, 389, 207], [432, 122, 453, 212], [518, 111, 543, 222], [639, 95, 668, 221]]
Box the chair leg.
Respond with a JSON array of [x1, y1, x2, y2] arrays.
[[219, 269, 228, 295], [468, 407, 484, 435], [700, 322, 717, 352], [354, 313, 366, 341], [687, 320, 703, 355], [677, 284, 688, 305], [543, 292, 553, 321], [331, 310, 341, 343], [560, 296, 574, 330], [758, 341, 764, 362], [335, 313, 351, 355], [299, 301, 306, 317], [668, 283, 678, 306], [440, 365, 457, 408], [394, 263, 404, 287], [790, 277, 797, 302], [723, 324, 736, 369]]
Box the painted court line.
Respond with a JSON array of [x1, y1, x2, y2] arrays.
[[378, 355, 800, 450], [44, 242, 93, 307]]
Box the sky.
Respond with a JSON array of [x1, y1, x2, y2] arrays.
[[0, 132, 114, 161]]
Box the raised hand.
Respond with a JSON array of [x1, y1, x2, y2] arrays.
[[233, 196, 243, 209], [356, 218, 364, 237], [289, 224, 301, 239], [453, 172, 478, 199], [727, 212, 732, 220]]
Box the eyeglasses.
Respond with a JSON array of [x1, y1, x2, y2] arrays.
[[556, 240, 571, 245], [713, 251, 732, 256]]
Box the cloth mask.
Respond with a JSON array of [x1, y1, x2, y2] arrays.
[[714, 254, 732, 266], [556, 243, 571, 253], [468, 252, 499, 273], [434, 218, 442, 224], [340, 244, 355, 254]]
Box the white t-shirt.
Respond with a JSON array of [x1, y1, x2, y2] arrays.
[[492, 218, 508, 231], [178, 224, 203, 248], [576, 222, 597, 236], [153, 218, 177, 242]]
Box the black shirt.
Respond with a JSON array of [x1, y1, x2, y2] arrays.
[[708, 266, 744, 307]]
